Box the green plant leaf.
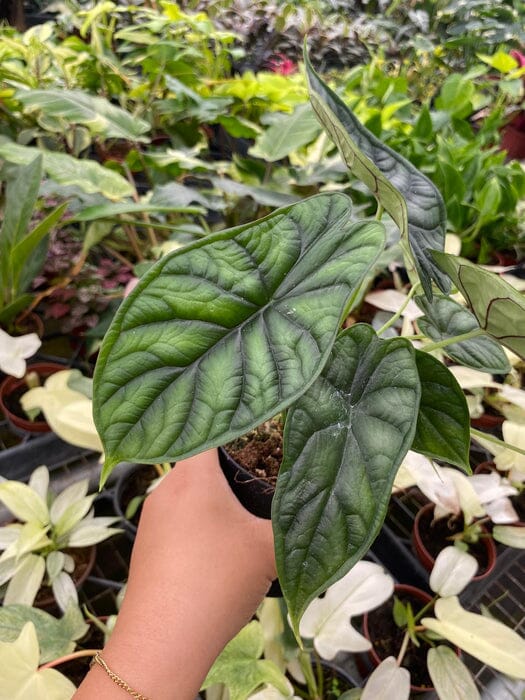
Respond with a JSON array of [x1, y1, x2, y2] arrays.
[[416, 295, 511, 374], [201, 621, 291, 700], [0, 138, 133, 200], [17, 89, 150, 141], [209, 176, 300, 208], [69, 201, 204, 223], [93, 193, 385, 478], [0, 604, 88, 664], [274, 325, 420, 633], [423, 597, 525, 679], [304, 48, 449, 300], [433, 252, 525, 360], [427, 646, 479, 700], [249, 103, 321, 162], [411, 351, 470, 471]]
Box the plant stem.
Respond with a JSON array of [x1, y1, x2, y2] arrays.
[[396, 630, 410, 666], [376, 203, 384, 220], [39, 649, 99, 670], [413, 595, 437, 624], [376, 283, 421, 336], [421, 327, 485, 352], [471, 428, 525, 458]]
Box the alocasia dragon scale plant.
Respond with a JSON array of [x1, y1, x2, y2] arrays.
[[93, 47, 525, 634]]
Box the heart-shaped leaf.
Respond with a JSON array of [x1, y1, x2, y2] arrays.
[[411, 351, 471, 471], [304, 48, 449, 300], [432, 252, 525, 360], [94, 193, 385, 479], [416, 294, 510, 373], [273, 325, 420, 632]]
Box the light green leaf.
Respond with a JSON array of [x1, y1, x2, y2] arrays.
[[0, 622, 76, 699], [52, 572, 78, 614], [417, 295, 511, 374], [250, 103, 321, 162], [429, 547, 478, 597], [4, 554, 46, 607], [422, 597, 525, 679], [0, 482, 48, 526], [53, 495, 97, 539], [304, 48, 449, 299], [93, 193, 385, 478], [17, 89, 150, 141], [274, 325, 420, 632], [0, 138, 133, 200], [361, 657, 410, 700], [28, 466, 49, 503], [210, 177, 300, 208], [411, 351, 471, 471], [66, 520, 121, 547], [69, 201, 204, 223], [427, 646, 480, 700], [0, 604, 88, 664], [46, 552, 66, 584], [432, 252, 525, 360], [201, 621, 291, 700], [49, 479, 89, 526], [493, 525, 525, 549]]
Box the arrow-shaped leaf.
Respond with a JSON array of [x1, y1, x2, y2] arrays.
[[94, 193, 385, 479], [411, 351, 471, 471], [304, 48, 449, 300], [273, 324, 420, 632], [433, 252, 525, 360], [416, 294, 511, 374]]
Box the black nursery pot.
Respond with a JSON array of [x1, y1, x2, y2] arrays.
[[218, 447, 281, 597], [113, 464, 159, 542]]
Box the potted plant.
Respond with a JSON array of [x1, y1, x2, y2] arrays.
[[92, 48, 525, 634], [361, 546, 525, 698], [0, 465, 122, 612]]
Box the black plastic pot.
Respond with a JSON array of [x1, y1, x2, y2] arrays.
[[113, 463, 159, 542]]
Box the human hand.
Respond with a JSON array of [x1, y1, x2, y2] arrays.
[[75, 448, 276, 700]]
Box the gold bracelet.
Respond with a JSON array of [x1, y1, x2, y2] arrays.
[[90, 651, 150, 700]]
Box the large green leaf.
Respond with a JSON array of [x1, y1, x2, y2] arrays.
[[433, 252, 525, 360], [93, 193, 385, 480], [416, 294, 511, 374], [17, 89, 150, 141], [304, 48, 449, 300], [249, 102, 321, 162], [273, 325, 420, 633], [0, 138, 133, 200], [411, 351, 471, 471]]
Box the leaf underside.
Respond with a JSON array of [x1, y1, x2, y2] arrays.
[[304, 48, 449, 300], [94, 193, 385, 476], [416, 294, 511, 374], [411, 351, 471, 471], [433, 252, 525, 360], [273, 324, 420, 631]]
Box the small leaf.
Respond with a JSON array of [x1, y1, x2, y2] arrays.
[[361, 657, 410, 700], [422, 597, 525, 679], [4, 554, 45, 607], [432, 252, 525, 360], [392, 597, 408, 628], [250, 103, 321, 162], [274, 325, 420, 632], [493, 525, 525, 549], [304, 47, 449, 299], [52, 572, 78, 614], [427, 646, 479, 700], [94, 193, 384, 476], [416, 295, 510, 374], [0, 482, 48, 526], [429, 546, 478, 597], [411, 351, 471, 471]]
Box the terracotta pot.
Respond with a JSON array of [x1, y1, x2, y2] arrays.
[[0, 361, 66, 433], [412, 503, 497, 581], [470, 413, 504, 430], [363, 584, 437, 694]]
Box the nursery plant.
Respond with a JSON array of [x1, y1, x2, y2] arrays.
[[92, 47, 525, 634], [0, 465, 121, 612]]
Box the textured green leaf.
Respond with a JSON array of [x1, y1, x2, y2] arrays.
[[17, 89, 150, 141], [416, 294, 511, 374], [273, 325, 420, 632], [69, 201, 204, 222], [0, 138, 133, 199], [250, 102, 321, 162], [427, 646, 480, 700], [304, 48, 449, 300], [412, 351, 471, 471], [433, 252, 525, 360], [94, 194, 384, 478]]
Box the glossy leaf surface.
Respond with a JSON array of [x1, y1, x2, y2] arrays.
[[273, 325, 420, 631], [304, 49, 449, 299], [433, 252, 525, 360], [94, 194, 385, 477], [416, 294, 510, 373], [411, 351, 471, 471]]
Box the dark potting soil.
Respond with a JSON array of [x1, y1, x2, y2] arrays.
[[224, 418, 283, 484], [3, 384, 45, 422], [120, 465, 159, 527], [418, 508, 491, 574], [367, 594, 436, 689], [59, 625, 105, 687]]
